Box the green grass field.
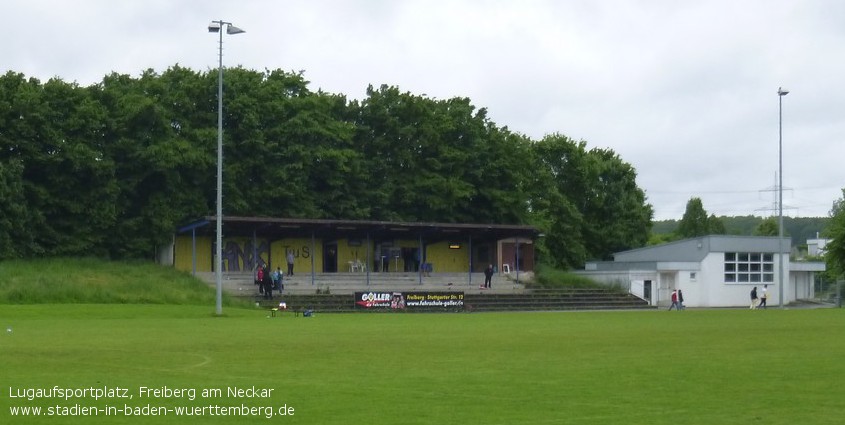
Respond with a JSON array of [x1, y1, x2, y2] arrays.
[[1, 259, 844, 424], [2, 305, 843, 424]]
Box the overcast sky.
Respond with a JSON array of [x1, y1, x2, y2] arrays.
[[4, 0, 844, 220]]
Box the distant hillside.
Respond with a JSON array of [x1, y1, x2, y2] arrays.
[[653, 216, 830, 245]]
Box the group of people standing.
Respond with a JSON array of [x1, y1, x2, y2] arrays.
[[255, 264, 285, 300], [253, 251, 297, 300]]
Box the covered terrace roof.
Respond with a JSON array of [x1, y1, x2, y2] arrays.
[[178, 216, 539, 243]]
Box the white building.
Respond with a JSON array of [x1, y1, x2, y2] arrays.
[[806, 236, 831, 257], [579, 235, 825, 308]]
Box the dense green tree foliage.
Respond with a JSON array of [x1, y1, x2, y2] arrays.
[[676, 198, 710, 238], [654, 215, 828, 246], [533, 134, 652, 262], [352, 85, 534, 224], [824, 189, 845, 278], [526, 137, 585, 269], [753, 217, 779, 236], [675, 197, 728, 239], [0, 68, 654, 267], [707, 214, 727, 235], [0, 73, 119, 257], [0, 159, 33, 257]]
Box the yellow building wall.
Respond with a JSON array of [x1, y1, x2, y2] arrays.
[[272, 238, 322, 274], [176, 235, 271, 273], [175, 236, 212, 272], [175, 235, 476, 274], [176, 235, 327, 274], [337, 238, 375, 272], [425, 241, 470, 273], [224, 237, 270, 272]]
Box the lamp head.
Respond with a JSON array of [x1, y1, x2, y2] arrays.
[[778, 87, 789, 96], [208, 21, 221, 33], [227, 25, 245, 35]]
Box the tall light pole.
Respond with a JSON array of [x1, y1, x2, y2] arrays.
[[209, 20, 245, 315], [777, 86, 789, 308]]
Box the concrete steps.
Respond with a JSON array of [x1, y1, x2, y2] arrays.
[[194, 272, 652, 312], [196, 271, 525, 296], [464, 289, 651, 312]]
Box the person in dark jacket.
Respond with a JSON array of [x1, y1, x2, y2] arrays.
[[262, 265, 273, 300], [483, 264, 494, 289], [750, 287, 758, 309]]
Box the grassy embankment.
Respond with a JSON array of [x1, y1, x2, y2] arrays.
[[0, 257, 248, 307]]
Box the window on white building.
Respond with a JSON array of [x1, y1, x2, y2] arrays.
[[724, 252, 774, 283]]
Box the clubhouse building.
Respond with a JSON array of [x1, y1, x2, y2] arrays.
[[579, 235, 825, 308]]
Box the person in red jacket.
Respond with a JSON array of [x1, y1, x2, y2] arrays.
[[668, 290, 679, 311]]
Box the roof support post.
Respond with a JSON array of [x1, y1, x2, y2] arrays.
[[252, 229, 258, 269], [191, 228, 197, 276], [366, 232, 371, 287], [467, 236, 473, 287], [418, 234, 424, 285], [310, 231, 316, 286]]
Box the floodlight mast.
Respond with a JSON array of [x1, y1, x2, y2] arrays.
[[777, 87, 788, 309], [209, 20, 245, 315]]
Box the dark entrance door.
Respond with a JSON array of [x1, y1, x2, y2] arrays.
[[323, 242, 337, 273], [473, 244, 493, 272]]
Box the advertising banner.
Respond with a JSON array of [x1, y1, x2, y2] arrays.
[[354, 291, 464, 311]]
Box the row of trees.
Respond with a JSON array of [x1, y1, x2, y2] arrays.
[[652, 197, 845, 281], [653, 197, 831, 245], [0, 67, 652, 268]]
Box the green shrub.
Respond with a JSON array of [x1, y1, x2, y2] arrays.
[[528, 264, 612, 289]]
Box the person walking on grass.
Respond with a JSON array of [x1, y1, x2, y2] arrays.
[[758, 285, 768, 309], [678, 289, 685, 310], [750, 286, 758, 310], [668, 290, 679, 311]]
